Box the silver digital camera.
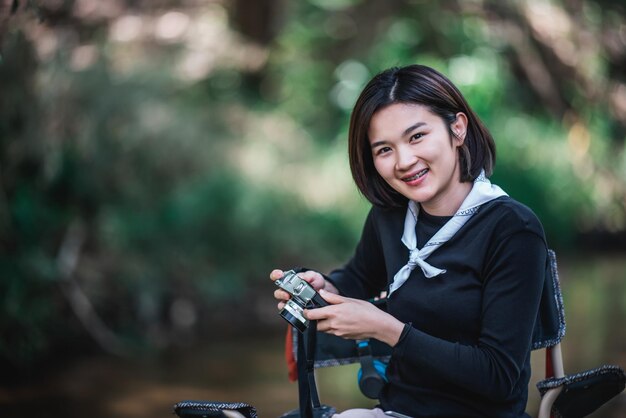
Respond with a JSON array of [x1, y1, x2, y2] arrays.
[[274, 270, 328, 333]]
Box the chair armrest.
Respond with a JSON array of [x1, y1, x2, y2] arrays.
[[173, 400, 258, 418], [536, 365, 625, 418]]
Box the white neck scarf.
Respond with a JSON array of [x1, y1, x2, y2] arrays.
[[388, 170, 508, 296]]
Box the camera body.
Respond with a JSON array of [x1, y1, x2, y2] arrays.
[[275, 270, 328, 333]]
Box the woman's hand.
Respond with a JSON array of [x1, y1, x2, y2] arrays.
[[269, 269, 338, 310], [305, 290, 405, 347]]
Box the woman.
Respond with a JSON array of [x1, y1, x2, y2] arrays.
[[271, 65, 547, 418]]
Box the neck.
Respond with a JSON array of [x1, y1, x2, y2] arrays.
[[420, 181, 473, 216]]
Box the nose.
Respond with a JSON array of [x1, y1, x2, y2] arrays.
[[395, 146, 418, 171]]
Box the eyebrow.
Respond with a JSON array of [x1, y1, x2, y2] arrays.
[[370, 121, 427, 149], [402, 121, 427, 137]]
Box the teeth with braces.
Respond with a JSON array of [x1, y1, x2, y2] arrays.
[[405, 169, 428, 181]]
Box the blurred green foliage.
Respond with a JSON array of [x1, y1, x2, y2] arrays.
[[1, 0, 625, 372]]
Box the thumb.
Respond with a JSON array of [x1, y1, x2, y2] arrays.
[[319, 289, 345, 305]]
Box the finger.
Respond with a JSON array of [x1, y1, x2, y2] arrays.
[[273, 289, 290, 301], [270, 269, 284, 281], [298, 270, 318, 283], [277, 301, 286, 310], [315, 318, 330, 332], [298, 271, 328, 291], [319, 289, 346, 304], [304, 306, 330, 321]]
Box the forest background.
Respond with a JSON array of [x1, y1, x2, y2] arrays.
[[1, 0, 625, 417]]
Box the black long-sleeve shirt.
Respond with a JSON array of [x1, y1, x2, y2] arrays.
[[327, 196, 547, 418]]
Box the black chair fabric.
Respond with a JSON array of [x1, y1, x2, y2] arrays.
[[173, 401, 258, 418], [537, 365, 626, 418], [531, 250, 566, 349]]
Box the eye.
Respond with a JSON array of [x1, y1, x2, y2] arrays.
[[409, 133, 423, 142], [374, 146, 392, 156]]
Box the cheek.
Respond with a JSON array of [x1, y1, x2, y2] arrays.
[[372, 158, 391, 178]]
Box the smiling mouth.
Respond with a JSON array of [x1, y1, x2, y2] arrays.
[[403, 168, 429, 182]]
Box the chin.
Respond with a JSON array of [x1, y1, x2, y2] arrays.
[[400, 190, 434, 204]]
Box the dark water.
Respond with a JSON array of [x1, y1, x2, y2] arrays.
[[1, 256, 625, 417]]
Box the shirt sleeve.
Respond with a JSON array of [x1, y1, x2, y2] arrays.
[[326, 208, 388, 300], [391, 230, 546, 400]]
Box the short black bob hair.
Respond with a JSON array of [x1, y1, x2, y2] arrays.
[[348, 64, 496, 208]]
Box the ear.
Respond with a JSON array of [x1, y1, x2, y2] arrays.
[[451, 112, 468, 145]]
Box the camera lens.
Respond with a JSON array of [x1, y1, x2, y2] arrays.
[[279, 300, 309, 333], [280, 309, 307, 333]]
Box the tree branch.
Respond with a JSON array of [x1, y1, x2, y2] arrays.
[[57, 220, 129, 356]]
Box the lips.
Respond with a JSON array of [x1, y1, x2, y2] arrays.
[[402, 168, 429, 182]]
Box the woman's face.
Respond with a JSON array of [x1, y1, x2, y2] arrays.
[[368, 103, 470, 216]]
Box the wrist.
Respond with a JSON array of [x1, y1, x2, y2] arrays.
[[375, 315, 406, 347]]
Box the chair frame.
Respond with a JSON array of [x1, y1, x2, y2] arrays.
[[538, 343, 565, 418]]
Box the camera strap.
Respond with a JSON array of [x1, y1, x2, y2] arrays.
[[297, 321, 322, 418]]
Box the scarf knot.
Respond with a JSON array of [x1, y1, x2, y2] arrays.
[[408, 249, 420, 267]]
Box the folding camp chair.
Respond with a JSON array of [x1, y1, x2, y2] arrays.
[[172, 251, 625, 418], [282, 250, 625, 418], [531, 250, 625, 418]]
